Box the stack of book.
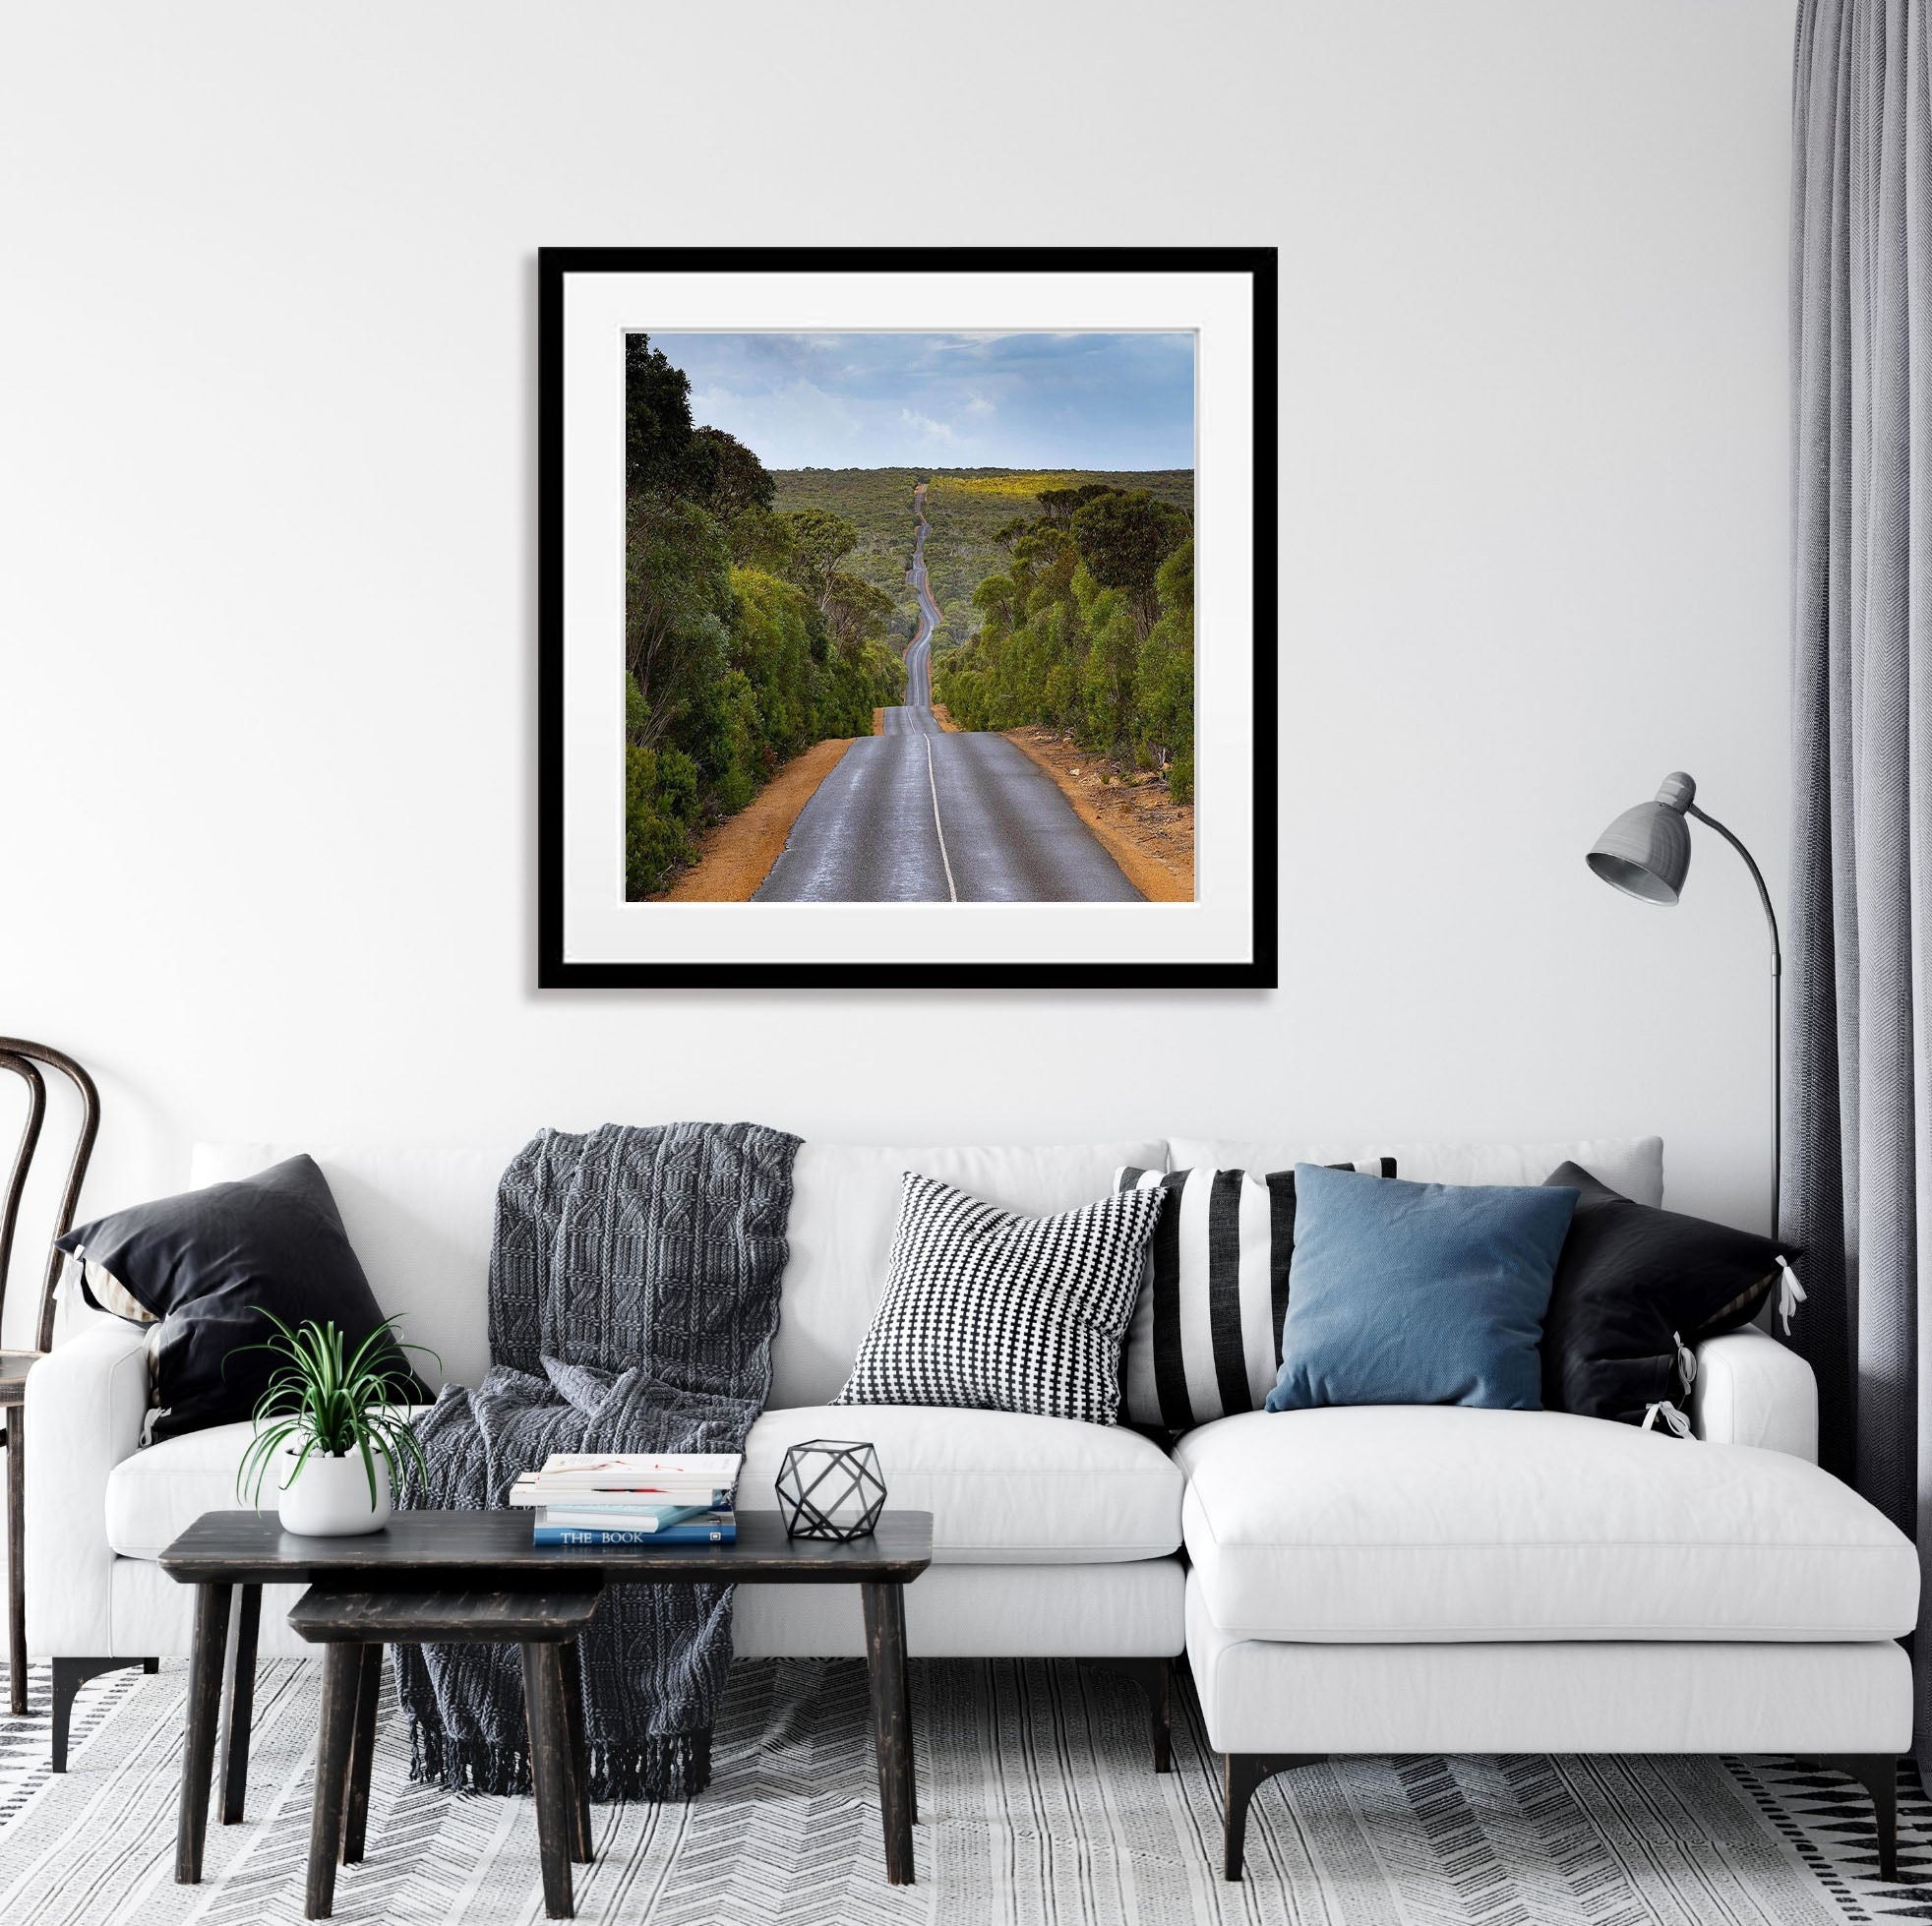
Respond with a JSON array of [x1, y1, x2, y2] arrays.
[[511, 1452, 741, 1546]]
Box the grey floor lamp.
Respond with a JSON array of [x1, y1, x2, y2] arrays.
[[1586, 771, 1782, 1234]]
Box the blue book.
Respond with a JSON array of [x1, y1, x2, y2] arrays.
[[533, 1522, 736, 1546]]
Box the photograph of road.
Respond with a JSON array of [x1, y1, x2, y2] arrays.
[[621, 331, 1196, 906], [755, 485, 1143, 902]]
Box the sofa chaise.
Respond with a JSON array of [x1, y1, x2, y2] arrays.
[[25, 1132, 1918, 1879]]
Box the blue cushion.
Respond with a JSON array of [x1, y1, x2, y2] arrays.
[[1264, 1164, 1578, 1413]]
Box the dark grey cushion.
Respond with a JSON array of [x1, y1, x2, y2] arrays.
[[58, 1154, 428, 1441], [1539, 1161, 1795, 1428]]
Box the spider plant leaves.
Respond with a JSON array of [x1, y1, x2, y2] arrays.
[[232, 1312, 442, 1508]]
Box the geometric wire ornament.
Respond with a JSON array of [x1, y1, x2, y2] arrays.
[[774, 1438, 886, 1542]]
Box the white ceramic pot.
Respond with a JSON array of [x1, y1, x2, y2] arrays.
[[275, 1444, 392, 1537]]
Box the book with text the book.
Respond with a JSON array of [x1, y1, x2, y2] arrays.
[[532, 1514, 736, 1547]]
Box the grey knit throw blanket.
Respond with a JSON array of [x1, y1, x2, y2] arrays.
[[394, 1120, 799, 1801]]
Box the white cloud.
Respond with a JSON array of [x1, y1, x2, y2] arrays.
[[899, 407, 955, 443], [965, 393, 996, 416]]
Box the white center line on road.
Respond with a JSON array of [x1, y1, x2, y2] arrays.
[[924, 734, 958, 902]]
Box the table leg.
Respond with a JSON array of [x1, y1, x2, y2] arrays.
[[8, 1405, 27, 1715], [559, 1636, 593, 1863], [176, 1582, 232, 1883], [218, 1584, 262, 1823], [342, 1644, 383, 1864], [520, 1642, 576, 1919], [861, 1580, 914, 1885], [305, 1643, 362, 1919], [901, 1633, 917, 1825]]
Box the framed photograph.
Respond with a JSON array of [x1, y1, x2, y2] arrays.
[[538, 246, 1276, 989]]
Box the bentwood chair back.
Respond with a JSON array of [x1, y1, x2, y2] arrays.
[[0, 1038, 98, 1355], [0, 1037, 99, 1716]]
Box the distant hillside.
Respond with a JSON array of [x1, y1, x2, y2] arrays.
[[770, 467, 1195, 652], [769, 468, 924, 636]]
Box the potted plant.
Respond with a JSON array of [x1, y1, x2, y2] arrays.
[[234, 1313, 438, 1537]]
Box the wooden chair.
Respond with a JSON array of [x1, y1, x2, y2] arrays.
[[0, 1038, 101, 1716]]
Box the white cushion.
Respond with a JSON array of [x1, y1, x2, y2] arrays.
[[771, 1140, 1166, 1406], [742, 1406, 1182, 1564], [1177, 1407, 1919, 1642], [105, 1418, 266, 1559], [193, 1138, 1168, 1411], [105, 1406, 437, 1561], [1185, 1576, 1913, 1755], [1170, 1136, 1664, 1207]]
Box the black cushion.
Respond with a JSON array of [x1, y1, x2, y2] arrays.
[[1539, 1161, 1797, 1427], [57, 1154, 428, 1442]]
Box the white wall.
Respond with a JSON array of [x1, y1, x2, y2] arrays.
[[0, 2, 1796, 1341]]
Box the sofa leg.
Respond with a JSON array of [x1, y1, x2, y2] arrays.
[[1813, 1755, 1900, 1882], [51, 1656, 153, 1772], [1223, 1753, 1324, 1881], [1081, 1657, 1174, 1773]]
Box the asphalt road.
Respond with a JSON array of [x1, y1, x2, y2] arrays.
[[755, 487, 1143, 903]]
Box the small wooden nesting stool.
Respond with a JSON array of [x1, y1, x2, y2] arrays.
[[286, 1580, 601, 1921]]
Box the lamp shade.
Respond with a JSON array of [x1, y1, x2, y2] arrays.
[[1586, 771, 1695, 905]]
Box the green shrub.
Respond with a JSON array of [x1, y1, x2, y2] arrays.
[[625, 743, 701, 897], [1137, 540, 1195, 801], [731, 569, 818, 759], [931, 506, 1194, 800]]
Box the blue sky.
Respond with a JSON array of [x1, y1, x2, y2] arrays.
[[648, 331, 1195, 471]]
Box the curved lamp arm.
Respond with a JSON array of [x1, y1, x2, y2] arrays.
[[1684, 805, 1782, 1234], [1686, 804, 1782, 978]]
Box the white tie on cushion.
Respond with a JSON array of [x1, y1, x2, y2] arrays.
[[1776, 1256, 1808, 1334], [1673, 1333, 1699, 1390]]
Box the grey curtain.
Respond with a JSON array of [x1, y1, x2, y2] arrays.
[[1789, 0, 1932, 1751]]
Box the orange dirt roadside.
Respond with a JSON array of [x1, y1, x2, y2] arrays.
[[1001, 728, 1194, 903], [655, 737, 856, 901]]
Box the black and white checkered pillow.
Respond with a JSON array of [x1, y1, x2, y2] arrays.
[[1115, 1158, 1396, 1430], [832, 1174, 1167, 1424]]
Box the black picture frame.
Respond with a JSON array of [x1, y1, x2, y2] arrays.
[[538, 245, 1278, 990]]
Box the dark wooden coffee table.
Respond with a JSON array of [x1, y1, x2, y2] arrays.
[[159, 1509, 933, 1892]]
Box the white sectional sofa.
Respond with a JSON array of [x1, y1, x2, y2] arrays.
[[24, 1132, 1918, 1880], [29, 1137, 1189, 1763]]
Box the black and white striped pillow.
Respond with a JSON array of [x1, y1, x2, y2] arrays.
[[833, 1173, 1168, 1424], [1114, 1160, 1397, 1430]]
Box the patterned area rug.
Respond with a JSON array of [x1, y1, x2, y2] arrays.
[[0, 1655, 1925, 1924]]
